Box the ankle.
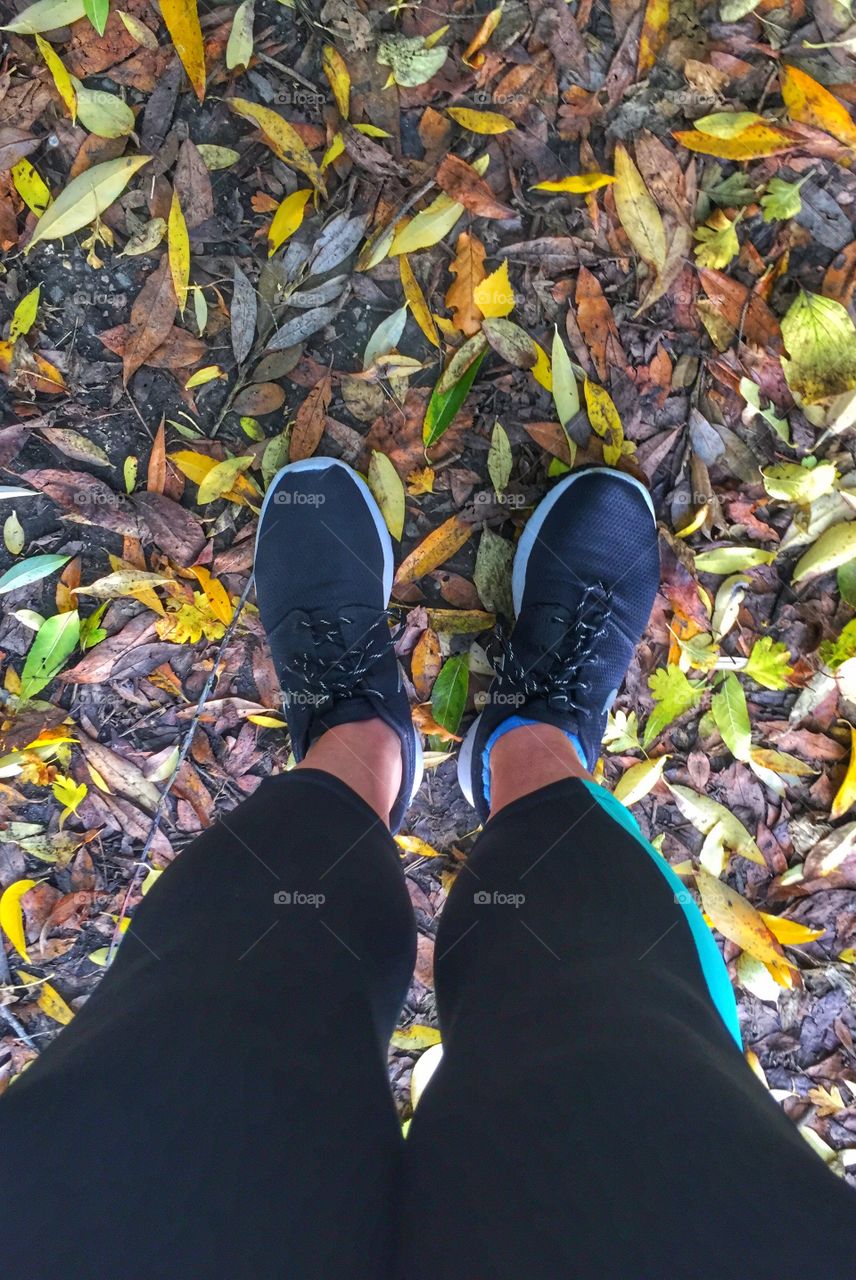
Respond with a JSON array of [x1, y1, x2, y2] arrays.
[[488, 722, 593, 817], [296, 718, 403, 826]]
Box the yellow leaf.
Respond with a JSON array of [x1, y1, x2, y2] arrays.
[[832, 724, 856, 819], [390, 192, 464, 256], [407, 465, 435, 495], [759, 913, 825, 946], [673, 122, 797, 160], [268, 187, 313, 255], [462, 3, 502, 67], [321, 132, 345, 170], [694, 209, 740, 271], [531, 172, 614, 193], [9, 285, 41, 342], [247, 713, 287, 728], [322, 44, 350, 118], [24, 155, 150, 254], [15, 971, 75, 1024], [395, 834, 443, 858], [472, 258, 514, 318], [168, 191, 190, 313], [0, 878, 37, 961], [694, 111, 764, 138], [368, 450, 406, 540], [584, 378, 624, 464], [781, 290, 856, 406], [792, 521, 856, 582], [394, 514, 473, 586], [51, 774, 87, 821], [188, 564, 234, 625], [35, 33, 77, 120], [73, 82, 136, 138], [613, 754, 668, 806], [695, 867, 795, 987], [531, 339, 552, 390], [184, 364, 225, 389], [781, 63, 856, 149], [230, 97, 326, 194], [196, 455, 255, 504], [390, 1023, 442, 1050], [116, 9, 159, 49], [160, 0, 206, 102], [638, 0, 670, 76], [399, 255, 439, 346], [11, 158, 51, 217], [446, 106, 515, 134], [169, 449, 257, 504], [613, 143, 666, 272]]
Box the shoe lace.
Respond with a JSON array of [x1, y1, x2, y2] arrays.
[[496, 582, 613, 714], [286, 611, 392, 710]]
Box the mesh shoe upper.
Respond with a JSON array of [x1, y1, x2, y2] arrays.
[[463, 468, 660, 820], [254, 459, 419, 831]]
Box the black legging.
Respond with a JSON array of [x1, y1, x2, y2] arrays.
[[1, 771, 854, 1278]]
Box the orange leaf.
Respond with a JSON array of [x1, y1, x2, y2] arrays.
[[394, 515, 473, 587], [445, 231, 486, 336], [638, 0, 670, 77], [781, 63, 856, 149], [289, 374, 332, 461], [411, 627, 442, 699]]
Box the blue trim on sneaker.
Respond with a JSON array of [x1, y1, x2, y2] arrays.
[[481, 717, 585, 812], [582, 781, 743, 1049]]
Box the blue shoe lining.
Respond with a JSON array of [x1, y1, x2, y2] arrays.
[[482, 717, 585, 812]]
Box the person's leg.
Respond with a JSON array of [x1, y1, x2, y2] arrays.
[[0, 458, 423, 1278], [0, 763, 414, 1280], [403, 468, 856, 1278], [402, 764, 856, 1279]]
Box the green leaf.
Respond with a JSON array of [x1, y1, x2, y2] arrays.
[[706, 170, 757, 208], [694, 214, 740, 270], [83, 0, 108, 33], [551, 326, 579, 428], [473, 528, 514, 618], [739, 376, 791, 443], [819, 618, 856, 671], [762, 460, 837, 504], [487, 419, 512, 496], [781, 290, 856, 405], [760, 177, 803, 222], [363, 304, 408, 369], [695, 110, 763, 137], [643, 665, 704, 748], [743, 636, 794, 690], [20, 610, 80, 700], [604, 708, 640, 753], [431, 654, 469, 735], [694, 546, 776, 574], [423, 349, 486, 447], [376, 34, 448, 88], [0, 553, 69, 597], [711, 673, 751, 761], [0, 0, 85, 32], [838, 560, 856, 607]]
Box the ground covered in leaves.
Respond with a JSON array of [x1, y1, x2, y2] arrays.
[[2, 0, 856, 1178]]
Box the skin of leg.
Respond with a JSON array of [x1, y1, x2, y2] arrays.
[[488, 721, 593, 814], [295, 717, 402, 825]]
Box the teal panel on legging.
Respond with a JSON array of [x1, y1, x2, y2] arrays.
[[582, 780, 743, 1049]]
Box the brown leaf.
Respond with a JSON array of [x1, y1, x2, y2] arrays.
[[131, 491, 206, 567], [823, 242, 856, 308], [697, 269, 783, 353], [173, 138, 214, 229], [122, 256, 178, 385], [147, 418, 167, 495], [61, 613, 159, 684], [22, 468, 142, 537], [435, 154, 514, 220], [100, 323, 205, 370], [574, 266, 629, 382], [290, 373, 332, 461], [446, 231, 486, 336], [232, 383, 286, 416], [411, 627, 441, 699]]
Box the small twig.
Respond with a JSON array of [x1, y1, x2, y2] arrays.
[[0, 1003, 38, 1052], [107, 571, 256, 960]]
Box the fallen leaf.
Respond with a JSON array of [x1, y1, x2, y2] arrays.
[[160, 0, 206, 101], [290, 374, 332, 461], [613, 142, 666, 273], [394, 515, 473, 586]]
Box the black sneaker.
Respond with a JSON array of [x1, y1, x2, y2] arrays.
[[458, 466, 659, 821], [254, 458, 422, 832]]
